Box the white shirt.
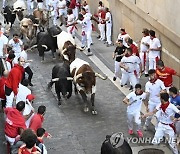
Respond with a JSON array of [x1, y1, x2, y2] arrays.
[[16, 84, 31, 104], [6, 61, 13, 72], [126, 91, 146, 113], [83, 5, 90, 13], [23, 100, 34, 116], [0, 34, 8, 57], [140, 36, 150, 52], [20, 50, 29, 68], [149, 37, 161, 58], [145, 79, 166, 104], [156, 103, 179, 124], [8, 39, 23, 58], [121, 55, 141, 73], [48, 0, 59, 8], [58, 0, 66, 10], [67, 14, 75, 25], [105, 12, 112, 24], [77, 13, 92, 32]]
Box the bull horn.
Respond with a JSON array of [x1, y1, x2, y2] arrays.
[[51, 78, 59, 82], [31, 44, 37, 49], [75, 73, 82, 80], [95, 73, 107, 80], [76, 46, 84, 51], [33, 24, 39, 26], [42, 45, 48, 50], [52, 34, 59, 37], [35, 18, 39, 20], [66, 77, 73, 80], [3, 13, 7, 14], [61, 48, 67, 54]]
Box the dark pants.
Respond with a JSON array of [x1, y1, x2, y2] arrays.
[[1, 99, 6, 109], [24, 66, 33, 83]]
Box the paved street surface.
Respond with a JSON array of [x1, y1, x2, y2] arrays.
[[0, 1, 173, 154]]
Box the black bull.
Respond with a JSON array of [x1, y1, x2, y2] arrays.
[[48, 63, 72, 105], [3, 6, 16, 27]]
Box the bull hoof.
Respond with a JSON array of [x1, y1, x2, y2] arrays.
[[58, 100, 61, 106], [92, 110, 97, 115], [84, 106, 89, 112]]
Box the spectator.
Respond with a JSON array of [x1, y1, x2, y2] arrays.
[[4, 101, 26, 146], [140, 28, 150, 77], [29, 105, 46, 132], [20, 45, 34, 86], [156, 60, 180, 91], [112, 39, 126, 81], [123, 84, 146, 137], [18, 129, 40, 154], [8, 33, 23, 58], [148, 30, 161, 70], [5, 57, 25, 107], [0, 70, 9, 110], [103, 7, 112, 47]]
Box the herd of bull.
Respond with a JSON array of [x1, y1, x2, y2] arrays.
[[2, 0, 108, 115]]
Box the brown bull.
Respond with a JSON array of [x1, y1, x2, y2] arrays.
[[33, 9, 49, 31], [20, 18, 38, 42], [70, 58, 107, 114]]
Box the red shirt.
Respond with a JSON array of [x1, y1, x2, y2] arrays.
[[130, 44, 139, 57], [156, 66, 177, 87], [4, 107, 26, 138], [29, 113, 44, 132], [0, 76, 6, 99], [18, 145, 38, 154], [69, 0, 76, 9], [5, 64, 24, 95]]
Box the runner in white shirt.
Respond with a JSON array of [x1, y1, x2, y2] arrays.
[[8, 34, 23, 58], [148, 30, 161, 70], [57, 0, 67, 26], [143, 69, 166, 131], [123, 84, 146, 137], [120, 48, 141, 88], [48, 0, 59, 25], [116, 28, 130, 48], [140, 28, 150, 76], [142, 92, 179, 154], [0, 28, 8, 57], [82, 1, 90, 13], [66, 8, 76, 38]]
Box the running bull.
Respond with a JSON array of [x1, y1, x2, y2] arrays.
[[70, 58, 107, 114], [48, 63, 73, 105]]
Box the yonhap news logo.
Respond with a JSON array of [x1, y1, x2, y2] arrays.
[[126, 137, 177, 144]]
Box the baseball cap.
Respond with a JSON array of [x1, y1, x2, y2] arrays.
[[26, 94, 35, 101]]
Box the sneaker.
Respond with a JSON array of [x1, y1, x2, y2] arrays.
[[90, 43, 93, 45], [137, 130, 143, 137], [113, 77, 116, 81], [29, 83, 33, 86], [104, 41, 108, 44], [97, 35, 100, 39], [128, 130, 133, 135], [98, 38, 102, 41], [87, 48, 93, 56], [121, 85, 123, 87], [143, 125, 148, 131], [81, 46, 86, 50], [60, 23, 63, 26]]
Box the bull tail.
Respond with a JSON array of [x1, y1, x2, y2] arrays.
[[47, 81, 54, 90]]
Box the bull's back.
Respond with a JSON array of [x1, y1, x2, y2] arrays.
[[57, 31, 75, 51], [52, 63, 70, 79]]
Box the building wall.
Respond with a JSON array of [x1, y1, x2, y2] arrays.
[[87, 0, 180, 88]]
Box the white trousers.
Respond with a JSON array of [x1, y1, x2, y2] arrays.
[[3, 0, 6, 8], [67, 26, 76, 38], [25, 113, 34, 128], [27, 0, 34, 14], [114, 61, 120, 77], [127, 111, 141, 131], [6, 91, 14, 108], [144, 102, 160, 127], [81, 30, 92, 49], [51, 9, 58, 25], [140, 52, 149, 74], [98, 23, 105, 40], [149, 56, 160, 70], [5, 135, 15, 146], [37, 2, 44, 9], [121, 72, 137, 88], [106, 23, 112, 44], [152, 123, 178, 154], [72, 7, 79, 20]]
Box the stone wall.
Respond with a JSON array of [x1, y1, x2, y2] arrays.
[[87, 0, 180, 88]]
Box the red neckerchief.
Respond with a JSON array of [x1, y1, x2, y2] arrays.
[[14, 39, 19, 43], [135, 90, 143, 96], [6, 58, 13, 68], [160, 102, 170, 112], [37, 137, 43, 143], [149, 77, 157, 84], [121, 32, 127, 35], [0, 31, 3, 37]]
